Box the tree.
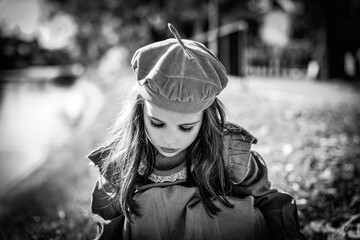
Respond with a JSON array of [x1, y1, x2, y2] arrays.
[[40, 0, 211, 65], [41, 0, 360, 79]]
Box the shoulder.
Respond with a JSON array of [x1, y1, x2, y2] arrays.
[[223, 123, 257, 184]]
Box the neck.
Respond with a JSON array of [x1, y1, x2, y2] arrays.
[[155, 150, 187, 170]]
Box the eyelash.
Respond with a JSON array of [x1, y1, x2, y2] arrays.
[[150, 121, 164, 128], [150, 121, 193, 133], [180, 126, 193, 133]]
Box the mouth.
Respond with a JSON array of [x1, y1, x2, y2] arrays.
[[160, 147, 178, 154]]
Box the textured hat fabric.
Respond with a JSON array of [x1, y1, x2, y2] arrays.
[[131, 23, 228, 113]]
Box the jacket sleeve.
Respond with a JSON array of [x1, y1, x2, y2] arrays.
[[88, 148, 126, 240], [223, 130, 306, 240]]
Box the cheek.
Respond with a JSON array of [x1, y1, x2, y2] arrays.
[[144, 121, 157, 140], [184, 127, 201, 146]]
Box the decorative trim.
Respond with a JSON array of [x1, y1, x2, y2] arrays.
[[138, 160, 187, 183], [148, 168, 187, 183]]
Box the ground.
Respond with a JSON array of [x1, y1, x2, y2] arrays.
[[0, 73, 359, 240]]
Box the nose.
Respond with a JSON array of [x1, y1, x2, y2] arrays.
[[162, 128, 177, 146]]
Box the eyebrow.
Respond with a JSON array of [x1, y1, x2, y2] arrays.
[[149, 116, 200, 126]]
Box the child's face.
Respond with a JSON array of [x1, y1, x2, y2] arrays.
[[143, 100, 203, 157]]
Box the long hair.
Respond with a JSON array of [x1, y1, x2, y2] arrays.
[[187, 97, 234, 216], [99, 90, 233, 221], [98, 89, 156, 221]]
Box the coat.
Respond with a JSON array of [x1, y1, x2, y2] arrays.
[[88, 126, 305, 240]]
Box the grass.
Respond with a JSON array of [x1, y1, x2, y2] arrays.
[[0, 73, 359, 239]]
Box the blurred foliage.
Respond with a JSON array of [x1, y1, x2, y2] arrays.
[[38, 0, 328, 66], [2, 0, 358, 78], [286, 106, 360, 239], [252, 104, 360, 239], [40, 0, 210, 65], [0, 0, 331, 71], [0, 36, 75, 69]]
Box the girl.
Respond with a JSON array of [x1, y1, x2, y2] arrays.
[[88, 24, 305, 240]]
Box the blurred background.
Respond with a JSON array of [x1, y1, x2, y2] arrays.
[[0, 0, 359, 239]]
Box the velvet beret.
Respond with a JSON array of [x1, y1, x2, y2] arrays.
[[131, 23, 228, 113]]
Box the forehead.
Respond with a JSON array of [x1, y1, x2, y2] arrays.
[[144, 101, 203, 123]]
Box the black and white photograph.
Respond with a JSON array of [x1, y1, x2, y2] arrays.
[[0, 0, 359, 239]]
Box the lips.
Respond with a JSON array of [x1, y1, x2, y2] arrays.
[[160, 147, 178, 154]]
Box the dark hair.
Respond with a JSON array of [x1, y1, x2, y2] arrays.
[[99, 90, 233, 221], [187, 98, 234, 216]]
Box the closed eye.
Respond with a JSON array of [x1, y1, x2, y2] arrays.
[[179, 126, 193, 133], [150, 121, 165, 128]]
